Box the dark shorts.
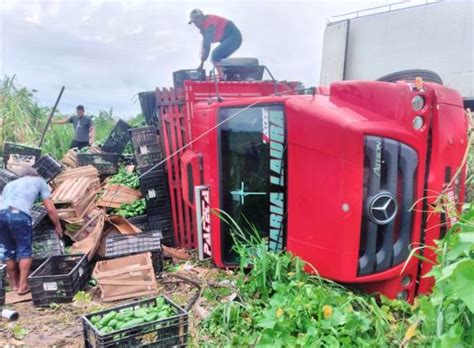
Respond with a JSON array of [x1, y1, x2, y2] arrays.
[[70, 140, 90, 149], [0, 209, 33, 261], [211, 28, 242, 64]]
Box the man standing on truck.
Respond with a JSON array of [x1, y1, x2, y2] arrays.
[[0, 167, 62, 295], [188, 9, 242, 75], [52, 104, 94, 149]]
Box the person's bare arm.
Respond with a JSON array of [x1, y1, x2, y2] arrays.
[[89, 126, 95, 145], [51, 118, 70, 125], [43, 198, 63, 237]]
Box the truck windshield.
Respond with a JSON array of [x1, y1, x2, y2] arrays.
[[219, 104, 286, 264]]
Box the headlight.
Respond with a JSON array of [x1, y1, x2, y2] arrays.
[[413, 116, 424, 130], [411, 95, 425, 111]]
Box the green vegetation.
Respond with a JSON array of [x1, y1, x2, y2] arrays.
[[199, 208, 473, 347], [116, 198, 146, 218], [0, 76, 141, 160], [108, 166, 140, 189]]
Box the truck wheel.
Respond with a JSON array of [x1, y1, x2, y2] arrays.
[[376, 69, 443, 85]]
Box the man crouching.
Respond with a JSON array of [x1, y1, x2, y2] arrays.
[[0, 167, 62, 295]]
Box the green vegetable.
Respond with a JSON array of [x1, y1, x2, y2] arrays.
[[108, 319, 119, 329], [121, 318, 144, 330], [98, 311, 117, 328], [90, 315, 101, 324], [115, 198, 146, 218], [133, 308, 148, 318], [108, 166, 140, 189], [144, 313, 158, 322]]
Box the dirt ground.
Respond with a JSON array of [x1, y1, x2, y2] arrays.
[[0, 256, 233, 347]]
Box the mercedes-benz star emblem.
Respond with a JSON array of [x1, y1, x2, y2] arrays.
[[368, 192, 398, 225]]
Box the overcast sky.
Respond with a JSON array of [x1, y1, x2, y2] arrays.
[[0, 0, 399, 117]]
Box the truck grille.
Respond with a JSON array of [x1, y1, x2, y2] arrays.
[[358, 136, 418, 276]]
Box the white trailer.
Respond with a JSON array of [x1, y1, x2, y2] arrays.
[[320, 1, 473, 106]]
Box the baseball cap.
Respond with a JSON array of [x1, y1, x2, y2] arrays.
[[188, 9, 204, 24]]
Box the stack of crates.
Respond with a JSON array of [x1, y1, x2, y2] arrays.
[[102, 230, 164, 274], [139, 167, 174, 246], [130, 127, 175, 246], [129, 127, 163, 170]]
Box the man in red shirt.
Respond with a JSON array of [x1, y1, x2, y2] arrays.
[[189, 9, 242, 74]]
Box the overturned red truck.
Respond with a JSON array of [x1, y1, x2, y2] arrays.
[[146, 59, 468, 302]]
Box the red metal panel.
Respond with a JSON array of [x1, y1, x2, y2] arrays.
[[156, 87, 196, 249]]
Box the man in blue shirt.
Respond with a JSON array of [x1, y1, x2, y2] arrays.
[[0, 167, 62, 295]]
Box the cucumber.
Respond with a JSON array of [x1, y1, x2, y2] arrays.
[[133, 308, 148, 318], [90, 315, 101, 324], [144, 313, 158, 322], [121, 318, 145, 330], [108, 319, 119, 330], [98, 311, 117, 328]]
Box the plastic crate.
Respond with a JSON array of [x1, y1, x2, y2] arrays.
[[129, 127, 163, 168], [0, 264, 5, 306], [127, 215, 149, 231], [173, 69, 206, 88], [33, 154, 64, 182], [2, 142, 42, 166], [32, 228, 64, 262], [29, 254, 89, 307], [101, 119, 132, 154], [104, 230, 162, 258], [82, 296, 188, 348], [76, 153, 120, 175], [0, 169, 18, 193], [138, 91, 158, 128], [119, 154, 135, 166], [148, 217, 175, 247], [31, 205, 48, 228]]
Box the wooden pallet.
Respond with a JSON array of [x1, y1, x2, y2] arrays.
[[96, 184, 141, 208], [52, 175, 100, 219], [54, 165, 98, 186]]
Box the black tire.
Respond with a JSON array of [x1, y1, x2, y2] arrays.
[[376, 69, 443, 85]]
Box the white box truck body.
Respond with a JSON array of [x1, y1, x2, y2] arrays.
[[320, 1, 473, 106]]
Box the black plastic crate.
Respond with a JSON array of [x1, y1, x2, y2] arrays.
[[77, 153, 120, 175], [0, 169, 18, 193], [31, 205, 48, 228], [138, 91, 158, 128], [32, 228, 64, 261], [104, 230, 162, 258], [173, 69, 206, 88], [101, 119, 132, 154], [119, 154, 135, 166], [82, 296, 188, 348], [0, 264, 5, 306], [127, 215, 149, 231], [148, 217, 175, 247], [29, 254, 89, 307], [2, 142, 42, 166], [129, 127, 163, 168], [33, 154, 64, 182]]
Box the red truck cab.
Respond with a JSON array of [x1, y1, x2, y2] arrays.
[[155, 64, 468, 302]]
